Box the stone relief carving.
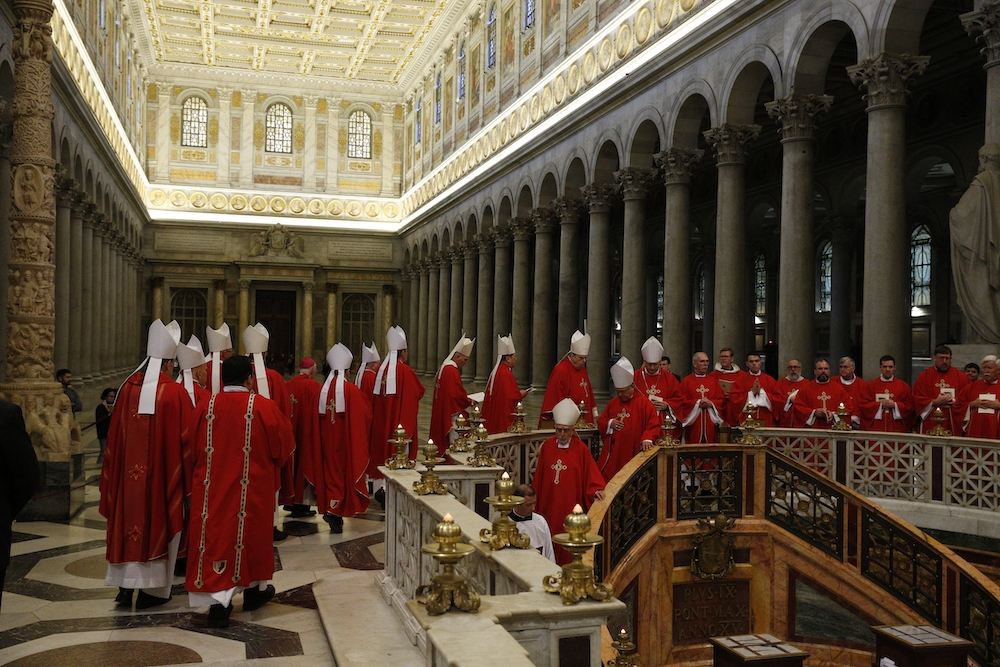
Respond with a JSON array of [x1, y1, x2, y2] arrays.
[[11, 220, 53, 263], [13, 163, 43, 212], [6, 321, 54, 379], [248, 223, 304, 258], [12, 18, 52, 63], [10, 268, 55, 317]]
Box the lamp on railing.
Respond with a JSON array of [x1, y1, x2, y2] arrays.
[[507, 401, 527, 433], [480, 471, 532, 550], [832, 402, 852, 431], [657, 411, 677, 447], [416, 513, 480, 615], [608, 628, 638, 667], [468, 421, 498, 467], [543, 504, 613, 605], [928, 407, 951, 436], [575, 400, 592, 429], [385, 424, 416, 470], [449, 412, 474, 453], [413, 441, 450, 496]]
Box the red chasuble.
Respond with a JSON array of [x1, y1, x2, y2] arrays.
[[633, 368, 683, 440], [710, 368, 746, 396], [317, 380, 373, 517], [286, 374, 322, 505], [859, 376, 914, 432], [357, 367, 377, 408], [250, 364, 295, 503], [775, 377, 807, 426], [430, 362, 472, 454], [185, 392, 294, 593], [785, 380, 851, 429], [483, 362, 522, 434], [539, 358, 597, 427], [678, 374, 726, 443], [726, 372, 780, 426], [369, 360, 425, 478], [912, 366, 972, 435], [101, 370, 191, 565], [532, 436, 605, 565], [958, 379, 1000, 439], [838, 376, 868, 426], [596, 392, 660, 481]]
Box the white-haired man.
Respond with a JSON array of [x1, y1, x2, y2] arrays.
[[959, 355, 1000, 439]]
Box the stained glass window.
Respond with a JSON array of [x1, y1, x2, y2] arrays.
[[696, 265, 705, 320], [525, 0, 535, 28], [435, 75, 442, 123], [181, 97, 208, 148], [265, 103, 293, 153], [458, 44, 466, 100], [348, 110, 371, 159], [754, 253, 767, 318], [911, 225, 932, 307], [817, 241, 833, 313], [170, 289, 207, 344], [415, 99, 422, 144], [487, 6, 497, 69]]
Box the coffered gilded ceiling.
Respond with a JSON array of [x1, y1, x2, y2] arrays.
[[128, 0, 467, 92]]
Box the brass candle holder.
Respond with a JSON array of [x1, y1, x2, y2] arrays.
[[608, 628, 639, 667], [480, 472, 532, 550], [448, 412, 473, 453], [656, 411, 677, 447], [737, 404, 763, 446], [413, 441, 450, 496], [832, 402, 853, 431], [416, 513, 481, 615], [468, 422, 498, 467], [507, 401, 527, 433], [575, 400, 592, 429], [543, 505, 613, 605], [385, 424, 416, 470], [928, 406, 951, 436]]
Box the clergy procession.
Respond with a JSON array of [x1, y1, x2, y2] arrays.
[[98, 315, 1000, 624]]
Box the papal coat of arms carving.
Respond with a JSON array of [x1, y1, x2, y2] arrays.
[[691, 513, 736, 580]]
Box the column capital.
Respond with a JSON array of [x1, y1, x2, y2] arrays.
[[239, 89, 257, 105], [303, 94, 322, 108], [704, 123, 761, 165], [530, 208, 558, 234], [552, 197, 585, 224], [303, 281, 316, 291], [962, 3, 1000, 68], [655, 147, 704, 185], [215, 85, 234, 101], [327, 282, 340, 293], [476, 232, 495, 253], [847, 53, 929, 110], [427, 253, 442, 269], [765, 94, 833, 141], [492, 223, 513, 247], [511, 216, 534, 241], [239, 279, 251, 290], [580, 183, 617, 212], [462, 240, 479, 258], [450, 245, 465, 264], [615, 167, 656, 200]]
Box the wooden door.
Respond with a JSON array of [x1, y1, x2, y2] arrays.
[[255, 289, 296, 374]]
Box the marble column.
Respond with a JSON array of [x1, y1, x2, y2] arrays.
[[475, 233, 495, 383], [705, 123, 760, 363], [829, 217, 855, 363], [449, 246, 464, 345], [554, 197, 583, 351], [239, 89, 256, 187], [108, 237, 119, 370], [303, 95, 319, 190], [531, 209, 557, 387], [54, 179, 71, 370], [302, 281, 314, 362], [407, 265, 419, 350], [381, 285, 394, 342], [213, 280, 226, 327], [655, 149, 702, 376], [100, 229, 112, 373], [510, 218, 533, 387], [238, 279, 250, 354], [88, 211, 104, 378], [426, 256, 441, 372], [462, 242, 478, 381], [400, 268, 411, 334], [216, 87, 231, 187], [765, 95, 831, 371], [151, 276, 164, 328], [417, 261, 430, 372], [437, 252, 452, 364], [492, 225, 513, 339], [963, 3, 1000, 145], [848, 54, 928, 380], [582, 184, 615, 396], [155, 89, 171, 182], [326, 283, 339, 352], [615, 168, 656, 361], [79, 207, 94, 380]]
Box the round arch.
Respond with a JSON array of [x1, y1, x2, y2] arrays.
[[721, 47, 784, 124], [786, 5, 870, 93]]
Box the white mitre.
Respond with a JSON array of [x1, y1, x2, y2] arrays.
[[355, 341, 381, 386], [135, 319, 182, 415], [440, 334, 476, 375], [611, 357, 635, 389], [175, 335, 206, 404], [487, 334, 516, 392], [205, 322, 232, 395], [375, 326, 408, 395], [242, 323, 271, 399], [551, 398, 581, 427], [641, 336, 663, 364], [321, 343, 353, 415], [570, 330, 591, 356]]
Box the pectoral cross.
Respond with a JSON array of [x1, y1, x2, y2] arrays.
[[816, 391, 831, 411], [551, 458, 568, 484], [326, 398, 337, 423], [617, 408, 630, 421], [647, 386, 661, 398], [580, 378, 590, 399], [696, 384, 710, 400]]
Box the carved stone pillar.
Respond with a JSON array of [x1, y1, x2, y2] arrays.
[[87, 209, 103, 379], [449, 246, 464, 351], [581, 184, 615, 396], [54, 177, 71, 370], [238, 279, 250, 354], [326, 283, 339, 352], [381, 284, 394, 342], [303, 95, 319, 190], [492, 225, 513, 340], [79, 206, 94, 380], [963, 3, 1000, 144], [302, 281, 315, 363], [426, 256, 441, 372], [407, 266, 419, 353], [766, 94, 832, 371], [704, 123, 760, 363], [531, 209, 557, 387], [510, 218, 533, 386], [615, 168, 656, 361], [438, 250, 454, 364], [239, 89, 256, 187], [554, 197, 583, 351], [417, 261, 430, 372], [656, 148, 702, 377], [461, 242, 478, 381], [113, 240, 124, 369], [99, 231, 112, 372], [475, 234, 495, 384], [213, 279, 226, 328], [216, 87, 232, 187], [848, 54, 928, 380]]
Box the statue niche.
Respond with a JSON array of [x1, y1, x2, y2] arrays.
[[248, 222, 304, 258]]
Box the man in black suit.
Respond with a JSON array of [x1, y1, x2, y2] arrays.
[[1, 398, 39, 611]]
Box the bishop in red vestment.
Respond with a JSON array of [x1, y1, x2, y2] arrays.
[[185, 356, 294, 627], [913, 346, 972, 435], [205, 322, 234, 396], [859, 356, 914, 432], [836, 357, 867, 429], [354, 342, 381, 408], [430, 336, 475, 454], [483, 334, 528, 434], [635, 337, 683, 439], [370, 326, 425, 479], [710, 347, 746, 395], [785, 360, 851, 429], [679, 353, 726, 443], [532, 399, 606, 565], [776, 360, 807, 427], [286, 359, 321, 514], [727, 353, 780, 426], [597, 358, 661, 481], [959, 357, 1000, 438], [539, 330, 597, 427]]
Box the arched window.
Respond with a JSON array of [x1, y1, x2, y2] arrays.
[[99, 0, 105, 28], [754, 253, 767, 318], [348, 110, 372, 159], [817, 241, 833, 313], [525, 0, 535, 28], [415, 98, 422, 144], [170, 288, 208, 344], [457, 44, 466, 100], [342, 293, 376, 359], [695, 265, 705, 320], [265, 103, 293, 153], [181, 97, 208, 148], [487, 5, 497, 70], [911, 225, 932, 307], [435, 74, 442, 123]]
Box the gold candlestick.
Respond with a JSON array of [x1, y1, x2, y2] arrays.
[[608, 628, 639, 667], [832, 402, 853, 431], [480, 472, 532, 550], [543, 505, 613, 605], [507, 401, 527, 433], [449, 412, 473, 453], [575, 400, 592, 429], [385, 424, 416, 470], [656, 411, 677, 447], [928, 406, 951, 436], [416, 513, 481, 615], [468, 422, 498, 467], [413, 441, 450, 496], [737, 403, 763, 446]]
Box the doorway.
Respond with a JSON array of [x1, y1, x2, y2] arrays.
[[255, 290, 296, 375]]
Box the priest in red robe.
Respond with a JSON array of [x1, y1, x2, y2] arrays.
[[316, 343, 373, 533], [370, 326, 425, 509], [679, 352, 726, 443], [532, 399, 606, 565], [785, 359, 851, 429], [913, 345, 972, 435], [710, 347, 746, 395], [859, 356, 914, 432], [430, 335, 476, 455], [483, 334, 528, 434], [727, 352, 780, 426], [101, 319, 189, 610], [539, 330, 597, 427], [634, 337, 683, 440], [285, 358, 321, 518], [959, 355, 1000, 438], [836, 356, 867, 429], [776, 360, 807, 427], [176, 335, 211, 409], [597, 357, 661, 481], [205, 322, 233, 396], [185, 356, 294, 628], [354, 342, 381, 408]]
